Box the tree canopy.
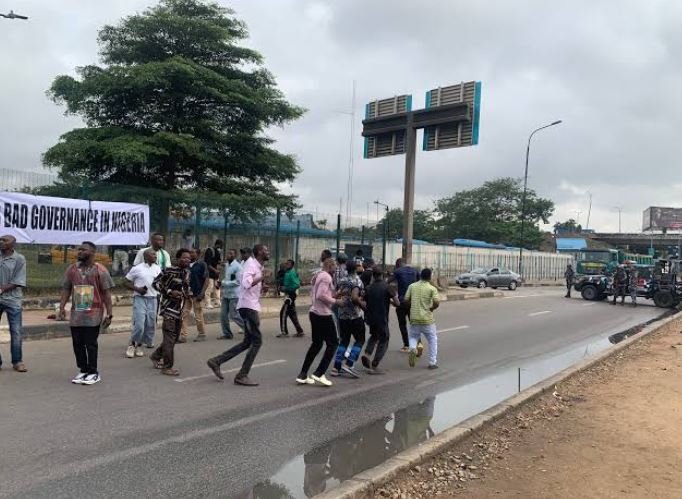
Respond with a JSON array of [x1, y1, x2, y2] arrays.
[[43, 0, 304, 232], [553, 219, 582, 234]]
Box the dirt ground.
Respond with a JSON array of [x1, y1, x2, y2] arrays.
[[377, 317, 682, 499]]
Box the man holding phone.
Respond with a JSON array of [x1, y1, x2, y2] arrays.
[[124, 249, 161, 358], [59, 241, 114, 385]]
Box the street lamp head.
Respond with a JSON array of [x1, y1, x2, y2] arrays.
[[551, 120, 562, 126]]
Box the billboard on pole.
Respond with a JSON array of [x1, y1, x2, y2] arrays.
[[643, 207, 682, 231], [423, 81, 481, 151], [363, 94, 412, 159]]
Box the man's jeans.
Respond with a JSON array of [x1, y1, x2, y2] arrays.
[[0, 303, 22, 365], [129, 295, 157, 346], [212, 308, 262, 378], [221, 296, 245, 337], [409, 323, 438, 365]]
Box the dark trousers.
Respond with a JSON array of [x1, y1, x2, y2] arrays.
[[151, 316, 181, 368], [334, 317, 366, 369], [71, 326, 100, 374], [213, 308, 262, 378], [396, 305, 410, 347], [300, 312, 338, 378], [565, 281, 572, 297], [279, 292, 303, 334], [613, 285, 626, 303], [365, 323, 390, 368]]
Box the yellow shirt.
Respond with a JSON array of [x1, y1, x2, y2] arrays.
[[405, 280, 439, 325]]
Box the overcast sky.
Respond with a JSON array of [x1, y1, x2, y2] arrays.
[[1, 0, 681, 233]]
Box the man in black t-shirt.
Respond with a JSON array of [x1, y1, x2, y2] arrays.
[[361, 268, 400, 374], [203, 239, 223, 308]]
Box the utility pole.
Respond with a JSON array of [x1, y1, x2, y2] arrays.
[[586, 191, 592, 230], [574, 210, 583, 227]]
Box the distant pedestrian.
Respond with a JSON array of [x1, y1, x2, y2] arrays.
[[628, 263, 639, 307], [354, 249, 365, 266], [612, 265, 627, 305], [59, 241, 114, 385], [296, 258, 343, 387], [203, 239, 223, 308], [134, 233, 171, 270], [278, 259, 304, 337], [275, 261, 287, 297], [361, 267, 400, 374], [179, 248, 209, 343], [331, 260, 366, 378], [564, 264, 575, 298], [111, 245, 132, 276], [333, 252, 349, 289], [389, 258, 420, 352], [182, 228, 195, 250], [124, 249, 161, 358], [0, 235, 27, 373], [239, 247, 252, 264], [405, 268, 440, 370], [149, 249, 191, 376], [207, 244, 271, 386], [219, 248, 245, 339]]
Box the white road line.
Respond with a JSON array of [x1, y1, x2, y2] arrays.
[[528, 310, 552, 317], [415, 379, 437, 389], [582, 302, 596, 307], [174, 359, 287, 383], [438, 325, 470, 333], [504, 294, 546, 299]]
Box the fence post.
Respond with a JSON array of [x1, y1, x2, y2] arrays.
[[295, 220, 301, 267], [361, 225, 365, 246], [336, 213, 341, 256], [274, 208, 281, 276], [222, 209, 228, 245], [194, 199, 201, 250]]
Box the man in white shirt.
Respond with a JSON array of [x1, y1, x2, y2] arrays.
[[125, 249, 162, 357], [134, 233, 171, 270]]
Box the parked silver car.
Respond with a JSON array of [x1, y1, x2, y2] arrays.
[[455, 267, 520, 290]]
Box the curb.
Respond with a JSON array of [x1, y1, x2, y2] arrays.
[[2, 288, 502, 342], [315, 311, 682, 499]]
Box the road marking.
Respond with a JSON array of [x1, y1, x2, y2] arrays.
[[504, 294, 546, 299], [415, 379, 437, 389], [528, 310, 552, 317], [174, 359, 287, 383], [438, 325, 470, 333], [582, 302, 596, 307]]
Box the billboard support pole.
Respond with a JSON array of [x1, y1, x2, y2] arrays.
[[402, 115, 417, 265]]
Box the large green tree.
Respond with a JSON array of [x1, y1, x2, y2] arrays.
[[43, 0, 304, 232], [434, 177, 554, 249], [377, 208, 437, 241]]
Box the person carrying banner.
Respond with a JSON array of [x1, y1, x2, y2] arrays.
[[59, 241, 114, 385], [0, 235, 27, 373]]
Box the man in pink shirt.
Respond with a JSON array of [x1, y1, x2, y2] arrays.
[[207, 244, 270, 386], [296, 258, 344, 387]]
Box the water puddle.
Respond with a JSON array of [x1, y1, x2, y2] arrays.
[[238, 321, 664, 498]]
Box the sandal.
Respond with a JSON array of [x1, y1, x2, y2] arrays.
[[161, 368, 180, 376]]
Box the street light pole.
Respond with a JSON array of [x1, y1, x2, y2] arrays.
[[0, 10, 29, 19], [374, 200, 389, 271], [518, 120, 562, 277]]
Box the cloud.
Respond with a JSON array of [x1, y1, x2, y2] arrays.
[[1, 0, 681, 233]]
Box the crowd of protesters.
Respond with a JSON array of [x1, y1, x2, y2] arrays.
[[0, 232, 441, 387]]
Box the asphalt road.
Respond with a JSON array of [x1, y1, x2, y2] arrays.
[[0, 288, 663, 498]]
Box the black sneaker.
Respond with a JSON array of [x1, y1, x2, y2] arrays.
[[276, 332, 289, 338], [361, 355, 371, 369]]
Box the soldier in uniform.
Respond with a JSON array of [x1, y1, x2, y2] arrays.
[[564, 264, 575, 298], [628, 262, 639, 307], [612, 265, 627, 305]]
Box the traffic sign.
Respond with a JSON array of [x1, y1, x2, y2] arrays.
[[423, 81, 481, 151]]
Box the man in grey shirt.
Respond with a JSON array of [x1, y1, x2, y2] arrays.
[[0, 235, 27, 372]]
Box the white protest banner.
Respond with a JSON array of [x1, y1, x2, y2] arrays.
[[0, 192, 150, 245]]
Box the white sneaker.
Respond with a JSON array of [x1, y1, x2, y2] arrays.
[[81, 373, 101, 385], [134, 346, 145, 357], [295, 376, 315, 385], [71, 372, 87, 384], [126, 345, 135, 358], [311, 374, 333, 387]]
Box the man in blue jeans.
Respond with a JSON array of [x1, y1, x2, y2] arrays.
[[219, 248, 245, 339], [0, 235, 27, 372], [124, 249, 161, 358]]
